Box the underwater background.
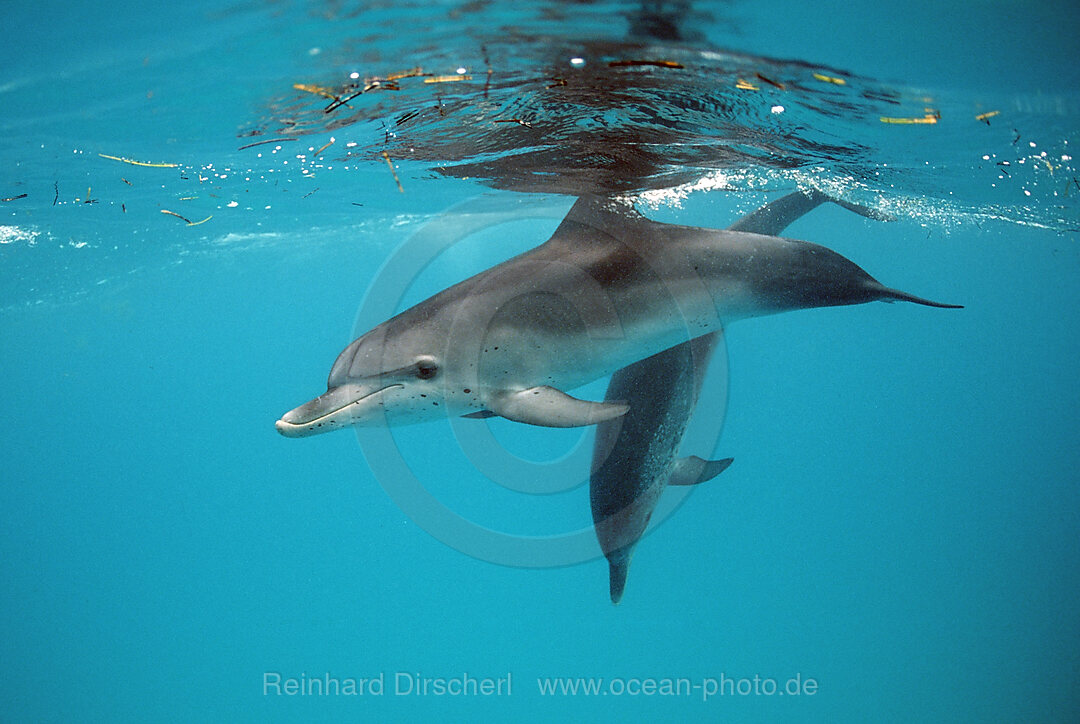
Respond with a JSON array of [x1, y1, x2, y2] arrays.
[[2, 1, 1079, 721]]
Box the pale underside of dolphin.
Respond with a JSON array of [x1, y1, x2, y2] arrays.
[[276, 195, 959, 438], [591, 189, 894, 604]]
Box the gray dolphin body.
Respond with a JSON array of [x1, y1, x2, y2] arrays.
[[277, 196, 958, 437], [591, 334, 732, 604], [591, 190, 890, 604]]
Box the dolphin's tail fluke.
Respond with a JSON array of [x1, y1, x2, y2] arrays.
[[876, 284, 964, 309], [727, 188, 894, 237], [609, 559, 630, 605]]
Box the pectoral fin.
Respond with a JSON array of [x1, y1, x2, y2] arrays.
[[669, 455, 734, 486], [485, 386, 629, 428]]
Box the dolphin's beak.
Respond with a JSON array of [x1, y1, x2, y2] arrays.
[[275, 383, 403, 437]]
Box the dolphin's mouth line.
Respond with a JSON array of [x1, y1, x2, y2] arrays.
[[279, 384, 404, 429]]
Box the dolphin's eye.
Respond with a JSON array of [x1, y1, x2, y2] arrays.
[[415, 361, 438, 380]]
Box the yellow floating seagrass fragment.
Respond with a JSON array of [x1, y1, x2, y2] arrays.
[[387, 67, 425, 81], [380, 151, 404, 193], [99, 153, 179, 168], [293, 83, 338, 99], [161, 209, 213, 226], [735, 78, 759, 91], [424, 75, 471, 84], [608, 60, 684, 69], [975, 110, 1000, 123], [813, 73, 846, 85], [880, 113, 939, 125], [161, 209, 190, 223]]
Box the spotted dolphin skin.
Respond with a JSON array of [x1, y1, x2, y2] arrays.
[[276, 196, 959, 437], [591, 190, 894, 604], [591, 334, 732, 604]]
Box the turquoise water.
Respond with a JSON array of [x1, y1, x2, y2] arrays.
[[3, 1, 1079, 722]]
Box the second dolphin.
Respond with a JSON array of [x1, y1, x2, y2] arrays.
[[591, 190, 898, 603]]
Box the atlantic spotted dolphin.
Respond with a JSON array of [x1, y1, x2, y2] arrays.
[[276, 196, 958, 437], [591, 190, 893, 603]]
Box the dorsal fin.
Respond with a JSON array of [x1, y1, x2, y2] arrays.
[[552, 195, 645, 239]]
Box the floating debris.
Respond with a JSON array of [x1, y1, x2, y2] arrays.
[[608, 60, 684, 69], [319, 72, 418, 113], [755, 72, 785, 90], [381, 151, 404, 193], [975, 110, 1001, 125], [161, 209, 212, 226], [302, 188, 320, 199], [161, 209, 191, 223], [1, 193, 28, 202], [238, 137, 297, 151], [313, 138, 335, 157], [395, 110, 422, 126], [880, 110, 940, 125], [363, 80, 400, 93], [293, 83, 338, 99], [494, 118, 533, 128], [813, 72, 846, 85], [98, 153, 179, 168], [424, 75, 472, 84], [121, 177, 133, 186], [325, 90, 364, 113], [735, 78, 759, 91], [546, 77, 567, 88], [386, 67, 426, 81]]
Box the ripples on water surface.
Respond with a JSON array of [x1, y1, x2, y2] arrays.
[[1, 0, 1077, 306], [251, 1, 1079, 221]]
